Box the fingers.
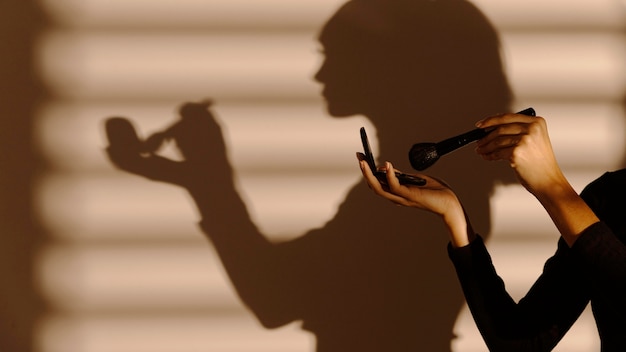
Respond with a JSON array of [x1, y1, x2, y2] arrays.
[[105, 116, 168, 155], [143, 132, 169, 154], [105, 117, 143, 152], [104, 116, 188, 183], [357, 158, 386, 194], [179, 100, 212, 116], [474, 113, 547, 162], [174, 101, 227, 161], [475, 111, 536, 129], [381, 161, 399, 187], [475, 124, 525, 160], [476, 144, 516, 162], [356, 156, 414, 206]]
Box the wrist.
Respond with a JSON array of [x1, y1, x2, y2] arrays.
[[442, 203, 475, 248], [524, 167, 569, 198], [533, 178, 600, 247], [532, 176, 577, 209]]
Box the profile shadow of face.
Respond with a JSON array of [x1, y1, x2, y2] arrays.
[[316, 0, 513, 168]]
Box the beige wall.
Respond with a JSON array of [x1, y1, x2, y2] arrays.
[[2, 0, 624, 351]]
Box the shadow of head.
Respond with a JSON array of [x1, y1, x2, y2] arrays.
[[315, 0, 512, 125]]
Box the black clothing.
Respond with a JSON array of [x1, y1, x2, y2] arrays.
[[448, 169, 626, 351]]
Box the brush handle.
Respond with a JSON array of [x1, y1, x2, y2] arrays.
[[435, 107, 535, 157]]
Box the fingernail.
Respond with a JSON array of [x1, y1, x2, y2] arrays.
[[475, 119, 484, 128]]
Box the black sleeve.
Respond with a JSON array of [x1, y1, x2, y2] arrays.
[[570, 222, 626, 286], [576, 169, 626, 287], [448, 236, 590, 352]]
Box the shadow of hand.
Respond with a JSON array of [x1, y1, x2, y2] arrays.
[[104, 101, 231, 190]]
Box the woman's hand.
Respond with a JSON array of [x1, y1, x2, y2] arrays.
[[475, 112, 599, 246], [357, 155, 456, 215], [357, 154, 474, 247], [474, 112, 567, 197]]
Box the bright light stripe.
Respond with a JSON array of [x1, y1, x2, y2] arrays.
[[490, 169, 609, 239], [34, 238, 573, 312], [34, 101, 372, 172], [38, 0, 626, 30], [35, 174, 203, 241], [38, 0, 344, 29], [35, 172, 358, 241], [36, 31, 626, 100], [529, 101, 626, 168], [472, 0, 626, 29], [35, 244, 242, 312], [503, 32, 626, 100], [36, 31, 322, 100], [34, 100, 624, 173], [36, 315, 312, 352], [34, 172, 609, 243]]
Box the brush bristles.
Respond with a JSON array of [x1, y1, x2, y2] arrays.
[[409, 143, 439, 171]]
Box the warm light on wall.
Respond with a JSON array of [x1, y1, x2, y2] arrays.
[[32, 0, 624, 351]]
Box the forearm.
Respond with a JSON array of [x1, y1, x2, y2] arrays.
[[533, 180, 599, 247], [190, 181, 268, 246]]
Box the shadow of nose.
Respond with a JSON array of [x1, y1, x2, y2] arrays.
[[313, 63, 326, 84]]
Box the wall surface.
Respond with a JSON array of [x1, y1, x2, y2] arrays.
[[2, 0, 625, 351]]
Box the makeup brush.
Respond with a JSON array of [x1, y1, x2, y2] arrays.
[[408, 107, 536, 171]]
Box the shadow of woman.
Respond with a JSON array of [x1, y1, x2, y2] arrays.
[[105, 0, 515, 350]]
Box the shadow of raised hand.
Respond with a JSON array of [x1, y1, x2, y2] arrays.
[[105, 101, 231, 190]]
